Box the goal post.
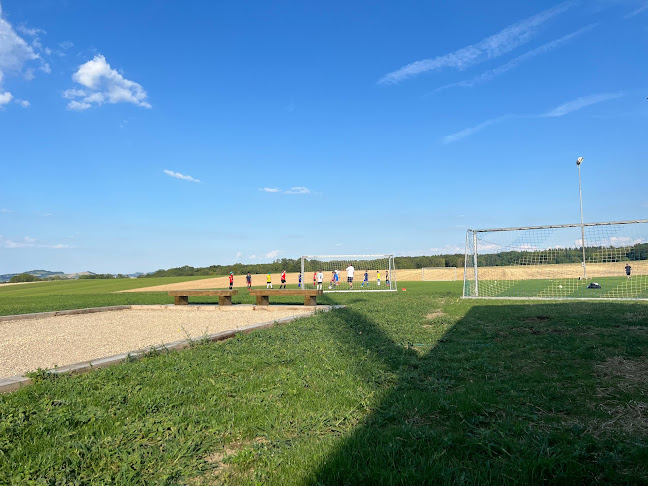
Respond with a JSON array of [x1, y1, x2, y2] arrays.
[[463, 220, 648, 300], [301, 255, 396, 292], [422, 267, 457, 281]]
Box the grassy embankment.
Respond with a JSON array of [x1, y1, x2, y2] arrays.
[[0, 281, 647, 484]]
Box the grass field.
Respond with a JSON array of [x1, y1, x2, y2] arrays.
[[472, 275, 648, 299], [0, 280, 647, 484]]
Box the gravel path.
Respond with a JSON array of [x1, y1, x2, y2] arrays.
[[0, 306, 313, 378]]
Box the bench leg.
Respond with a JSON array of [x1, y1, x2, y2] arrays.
[[174, 296, 189, 305], [304, 295, 316, 306], [219, 295, 233, 305], [256, 295, 270, 305]]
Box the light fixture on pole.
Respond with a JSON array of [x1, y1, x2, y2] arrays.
[[576, 157, 587, 280]]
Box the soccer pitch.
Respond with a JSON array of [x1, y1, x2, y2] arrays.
[[473, 276, 648, 300]]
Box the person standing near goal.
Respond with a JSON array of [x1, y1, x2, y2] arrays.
[[386, 271, 390, 287], [266, 272, 272, 289], [346, 264, 354, 289], [316, 270, 324, 290], [229, 272, 234, 290], [313, 272, 317, 289], [280, 269, 287, 289], [298, 272, 302, 288], [376, 270, 381, 287], [334, 269, 339, 287], [625, 263, 632, 279], [246, 271, 252, 290], [362, 270, 369, 288]]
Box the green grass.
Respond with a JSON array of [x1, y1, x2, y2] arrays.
[[1, 282, 647, 484], [474, 275, 648, 299]]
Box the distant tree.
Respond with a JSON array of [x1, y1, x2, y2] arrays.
[[9, 273, 41, 283]]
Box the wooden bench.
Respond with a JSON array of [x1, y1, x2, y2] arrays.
[[248, 289, 323, 306], [168, 290, 238, 305]]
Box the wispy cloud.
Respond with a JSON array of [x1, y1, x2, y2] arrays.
[[0, 208, 13, 213], [15, 98, 30, 107], [434, 24, 597, 93], [379, 1, 573, 85], [266, 250, 280, 259], [163, 169, 200, 183], [624, 1, 648, 18], [541, 92, 625, 117], [259, 186, 311, 195], [443, 115, 514, 144], [0, 5, 50, 104], [0, 235, 70, 249], [443, 91, 625, 143], [64, 55, 151, 110]]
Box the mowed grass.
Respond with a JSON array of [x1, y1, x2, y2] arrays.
[[476, 275, 648, 299], [0, 282, 647, 484]]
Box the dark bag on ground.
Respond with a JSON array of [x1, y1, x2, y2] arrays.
[[587, 282, 602, 289]]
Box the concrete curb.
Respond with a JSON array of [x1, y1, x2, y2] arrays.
[[0, 304, 344, 394]]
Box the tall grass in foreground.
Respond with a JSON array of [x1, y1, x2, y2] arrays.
[[0, 282, 647, 484]]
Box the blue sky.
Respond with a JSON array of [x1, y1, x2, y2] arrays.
[[0, 0, 647, 274]]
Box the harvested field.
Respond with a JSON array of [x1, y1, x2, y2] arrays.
[[0, 306, 313, 378]]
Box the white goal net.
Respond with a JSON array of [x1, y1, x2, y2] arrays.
[[301, 255, 396, 292], [422, 267, 457, 281], [464, 220, 648, 300]]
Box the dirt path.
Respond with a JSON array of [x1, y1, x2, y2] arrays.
[[0, 306, 313, 378]]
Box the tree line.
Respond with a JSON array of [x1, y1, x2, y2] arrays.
[[140, 243, 648, 278]]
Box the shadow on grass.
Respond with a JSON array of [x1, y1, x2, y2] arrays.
[[311, 301, 648, 484]]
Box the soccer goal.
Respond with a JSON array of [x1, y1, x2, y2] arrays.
[[422, 267, 457, 281], [463, 220, 648, 300], [301, 255, 396, 292]]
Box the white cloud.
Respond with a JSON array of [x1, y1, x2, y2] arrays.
[[15, 98, 29, 107], [266, 250, 280, 259], [0, 5, 49, 102], [443, 91, 625, 143], [64, 55, 151, 110], [0, 234, 70, 249], [260, 186, 312, 195], [284, 186, 310, 194], [163, 169, 200, 183], [16, 24, 45, 37], [0, 91, 12, 106], [249, 254, 257, 260], [235, 251, 243, 259], [0, 7, 39, 78], [542, 92, 626, 117], [435, 25, 597, 92], [379, 1, 573, 85], [443, 115, 513, 144]]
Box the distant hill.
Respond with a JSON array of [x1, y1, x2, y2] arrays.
[[0, 270, 65, 283]]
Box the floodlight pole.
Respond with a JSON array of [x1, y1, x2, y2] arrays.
[[577, 157, 587, 280]]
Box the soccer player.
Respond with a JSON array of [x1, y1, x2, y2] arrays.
[[266, 273, 272, 289], [334, 270, 339, 287], [280, 269, 287, 289], [229, 272, 234, 290], [386, 271, 390, 287], [313, 272, 317, 288], [362, 270, 369, 287], [346, 264, 354, 289], [298, 272, 302, 288], [316, 270, 324, 290], [376, 270, 381, 287], [329, 271, 336, 290], [625, 263, 632, 279], [246, 272, 252, 290]]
